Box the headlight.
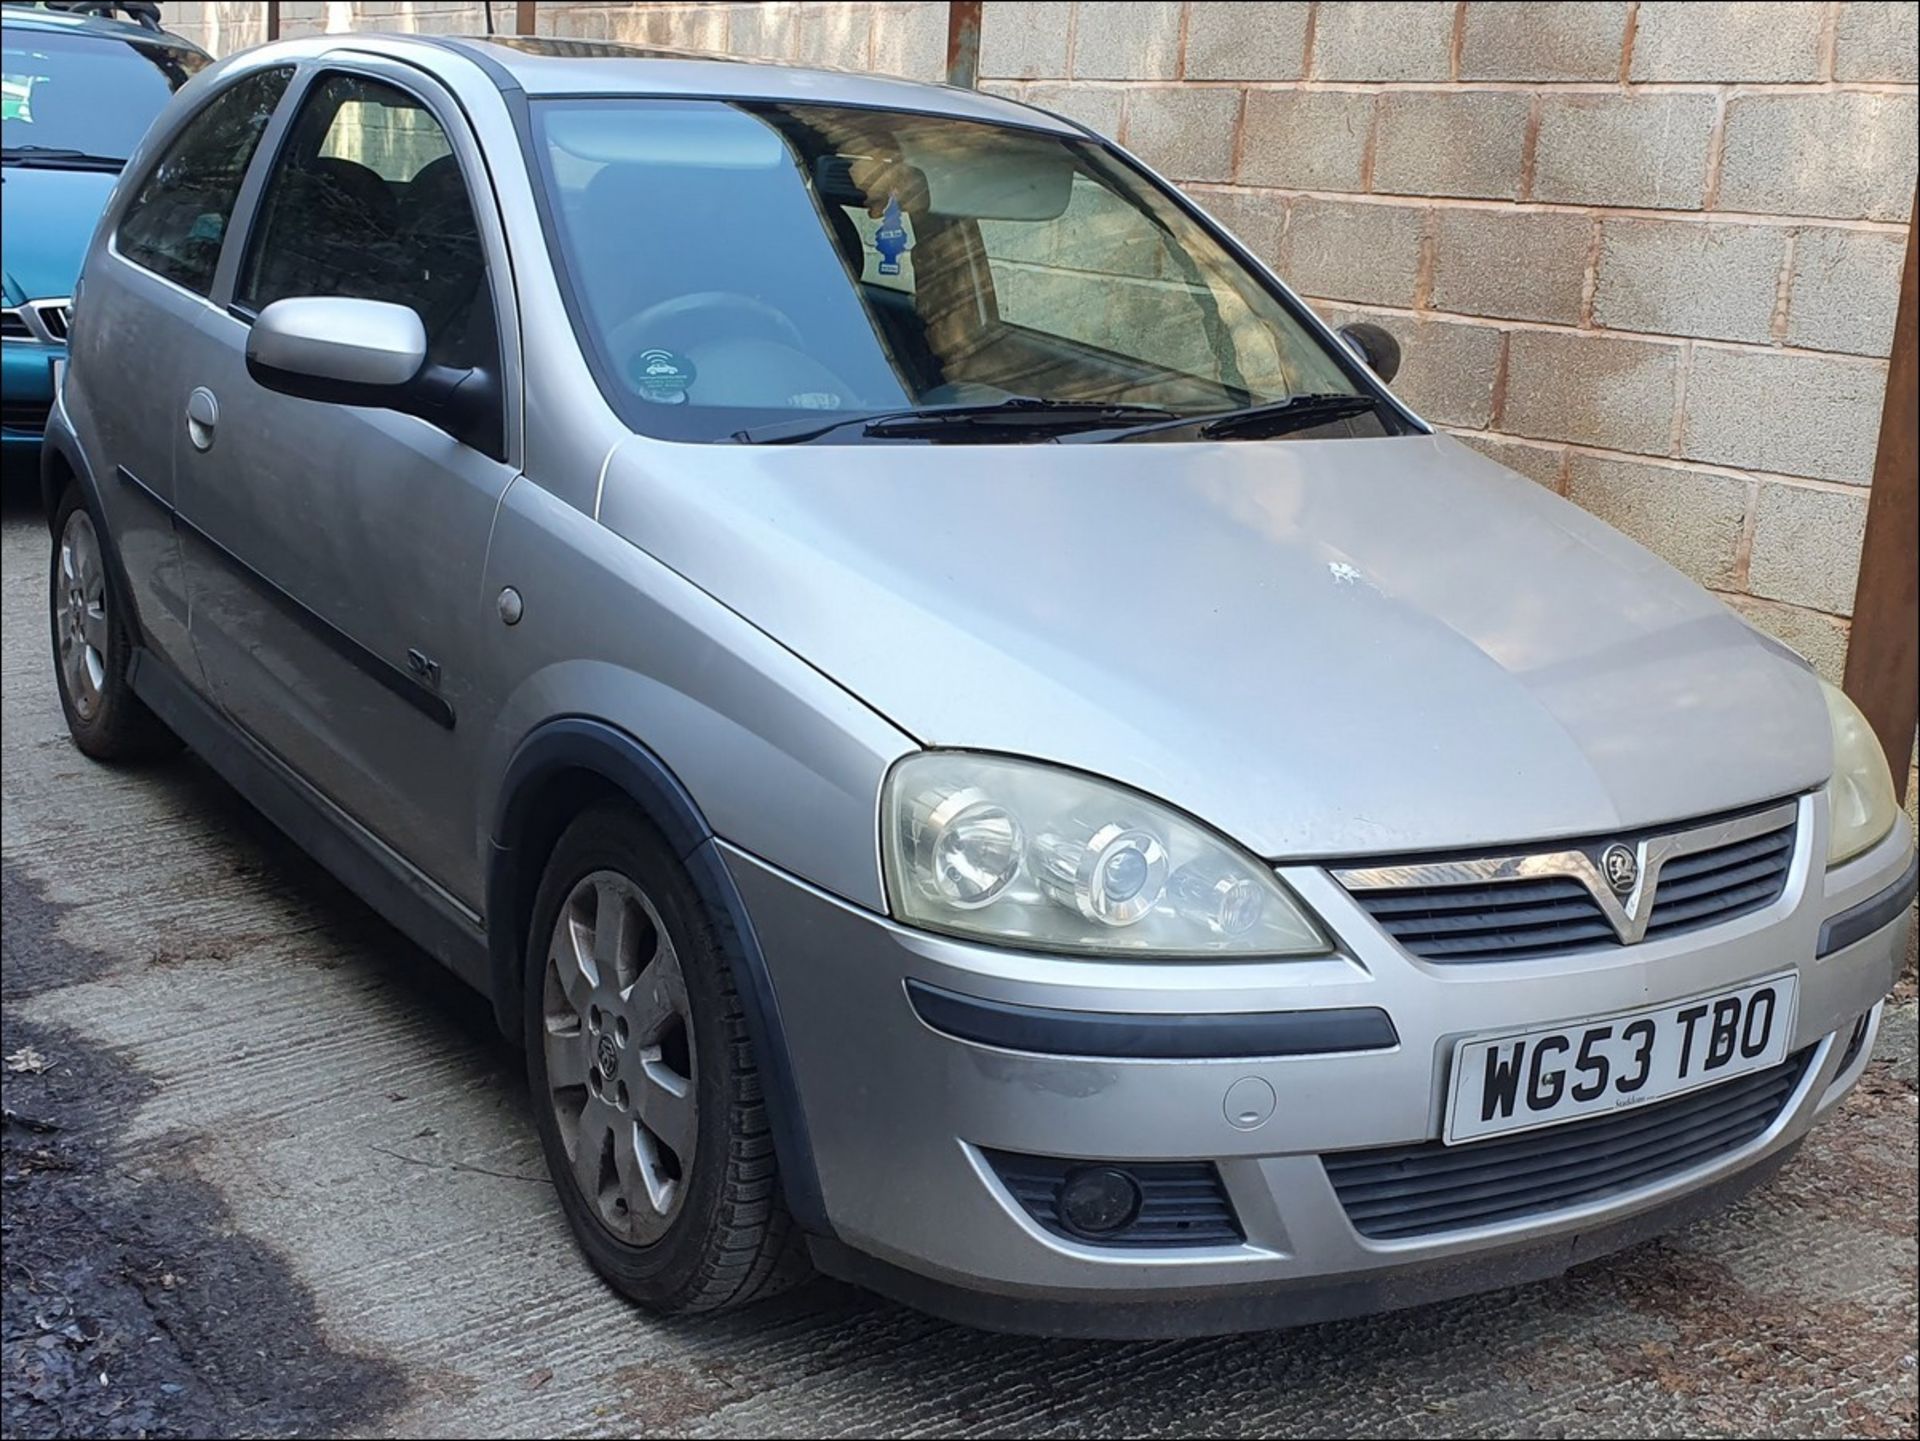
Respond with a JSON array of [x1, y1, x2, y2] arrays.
[[882, 753, 1329, 956], [1821, 679, 1898, 866]]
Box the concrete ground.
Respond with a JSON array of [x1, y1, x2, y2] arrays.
[[2, 478, 1916, 1440]]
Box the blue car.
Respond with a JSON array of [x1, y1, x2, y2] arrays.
[[2, 1, 206, 463]]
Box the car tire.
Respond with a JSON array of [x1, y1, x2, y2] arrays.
[[524, 800, 811, 1314], [49, 483, 179, 763]]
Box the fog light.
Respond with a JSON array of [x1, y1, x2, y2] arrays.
[[1058, 1165, 1142, 1237]]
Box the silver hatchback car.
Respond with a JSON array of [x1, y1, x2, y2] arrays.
[[44, 35, 1915, 1337]]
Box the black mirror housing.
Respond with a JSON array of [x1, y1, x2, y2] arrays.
[[1337, 321, 1401, 385]]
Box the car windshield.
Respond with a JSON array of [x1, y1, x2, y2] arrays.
[[2, 27, 204, 166], [530, 98, 1379, 443]]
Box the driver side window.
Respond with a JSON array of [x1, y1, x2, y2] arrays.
[[238, 72, 494, 372]]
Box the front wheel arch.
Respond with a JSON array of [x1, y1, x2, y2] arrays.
[[486, 717, 832, 1236], [41, 443, 78, 532]]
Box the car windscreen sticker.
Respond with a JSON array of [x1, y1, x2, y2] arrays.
[[874, 194, 910, 276], [632, 348, 696, 405]]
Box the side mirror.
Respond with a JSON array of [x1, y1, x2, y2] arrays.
[[246, 296, 502, 459], [247, 296, 428, 397], [1337, 321, 1401, 385]]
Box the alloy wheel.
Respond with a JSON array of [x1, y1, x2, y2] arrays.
[[55, 509, 109, 722], [543, 869, 698, 1245]]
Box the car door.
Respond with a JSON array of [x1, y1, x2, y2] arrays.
[[174, 62, 519, 910], [70, 63, 293, 690]]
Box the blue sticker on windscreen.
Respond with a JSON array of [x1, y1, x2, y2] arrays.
[[874, 194, 909, 276], [633, 348, 696, 405]]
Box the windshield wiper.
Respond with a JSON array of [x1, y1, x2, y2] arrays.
[[1085, 392, 1387, 443], [733, 397, 1185, 445], [1, 145, 127, 170]]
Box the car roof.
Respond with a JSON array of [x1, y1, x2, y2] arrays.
[[0, 2, 206, 56], [312, 33, 1081, 135]]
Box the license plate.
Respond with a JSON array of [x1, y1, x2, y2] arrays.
[[1443, 974, 1797, 1145]]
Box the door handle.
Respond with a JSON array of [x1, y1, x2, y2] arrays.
[[185, 387, 219, 451]]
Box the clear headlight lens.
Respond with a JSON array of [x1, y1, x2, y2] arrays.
[[882, 753, 1329, 956], [1820, 679, 1899, 866]]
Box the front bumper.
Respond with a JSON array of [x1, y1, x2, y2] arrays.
[[724, 797, 1913, 1337], [1, 338, 62, 454]]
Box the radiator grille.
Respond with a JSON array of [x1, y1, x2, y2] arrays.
[[1340, 806, 1796, 963], [1644, 827, 1796, 938], [1, 399, 52, 435], [1324, 1048, 1811, 1240]]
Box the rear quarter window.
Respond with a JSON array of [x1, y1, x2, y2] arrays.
[[115, 66, 292, 296]]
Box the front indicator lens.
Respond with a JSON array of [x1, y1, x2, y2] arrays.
[[1169, 860, 1265, 937], [882, 752, 1329, 957], [1821, 680, 1899, 866]]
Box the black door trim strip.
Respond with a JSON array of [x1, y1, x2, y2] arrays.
[[119, 465, 454, 730]]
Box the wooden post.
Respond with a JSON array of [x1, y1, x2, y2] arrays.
[[265, 0, 280, 40], [516, 0, 537, 36], [1842, 191, 1918, 804], [946, 0, 982, 88]]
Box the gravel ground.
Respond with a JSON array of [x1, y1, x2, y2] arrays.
[[2, 474, 1916, 1439]]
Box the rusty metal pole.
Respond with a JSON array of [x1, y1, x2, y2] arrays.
[[516, 0, 537, 36], [265, 0, 280, 41], [946, 0, 982, 87], [1842, 189, 1918, 804]]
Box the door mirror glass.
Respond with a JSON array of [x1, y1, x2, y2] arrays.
[[247, 296, 427, 395], [1337, 321, 1401, 384]]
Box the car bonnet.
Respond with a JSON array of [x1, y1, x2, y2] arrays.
[[595, 431, 1830, 861]]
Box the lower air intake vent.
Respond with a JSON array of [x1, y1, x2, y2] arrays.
[[1324, 1048, 1811, 1239]]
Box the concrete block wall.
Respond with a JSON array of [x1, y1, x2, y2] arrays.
[[162, 1, 1917, 686], [164, 2, 952, 81], [981, 1, 1918, 684]]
